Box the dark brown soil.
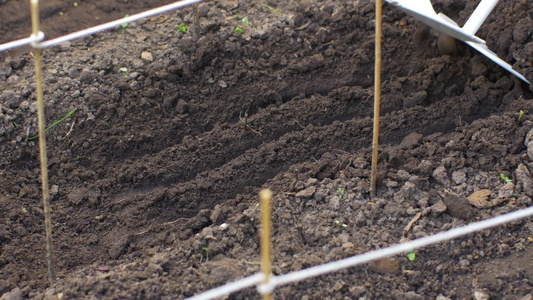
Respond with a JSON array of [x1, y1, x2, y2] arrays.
[[1, 0, 532, 299], [0, 0, 181, 61]]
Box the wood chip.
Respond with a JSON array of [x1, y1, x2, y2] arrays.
[[368, 258, 401, 274], [468, 189, 492, 208], [403, 212, 422, 234], [295, 21, 311, 31], [342, 242, 355, 249], [141, 51, 153, 61]]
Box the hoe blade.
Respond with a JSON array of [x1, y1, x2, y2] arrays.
[[386, 0, 530, 84]]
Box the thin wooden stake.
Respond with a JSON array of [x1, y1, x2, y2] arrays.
[[259, 189, 273, 300], [192, 3, 201, 40], [30, 0, 55, 286], [370, 0, 382, 198]]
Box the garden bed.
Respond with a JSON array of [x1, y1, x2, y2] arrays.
[[0, 0, 532, 298]]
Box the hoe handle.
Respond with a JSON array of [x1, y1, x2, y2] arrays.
[[462, 0, 499, 35]]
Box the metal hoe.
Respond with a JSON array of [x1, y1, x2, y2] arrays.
[[386, 0, 530, 84]]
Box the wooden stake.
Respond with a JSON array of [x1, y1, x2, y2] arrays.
[[370, 0, 382, 198], [30, 0, 55, 286], [259, 189, 273, 300], [192, 4, 201, 40]]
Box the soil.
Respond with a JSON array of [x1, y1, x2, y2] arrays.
[[1, 0, 532, 299], [0, 0, 182, 61]]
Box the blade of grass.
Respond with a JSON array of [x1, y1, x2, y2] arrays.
[[262, 4, 282, 16], [27, 108, 78, 140]]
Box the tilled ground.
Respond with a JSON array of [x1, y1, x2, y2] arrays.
[[0, 0, 532, 299]]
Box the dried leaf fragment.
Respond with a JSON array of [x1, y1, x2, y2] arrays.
[[468, 189, 492, 208]]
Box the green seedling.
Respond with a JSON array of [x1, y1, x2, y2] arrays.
[[119, 67, 129, 78], [233, 16, 249, 34], [500, 173, 512, 183], [121, 14, 130, 29], [407, 249, 416, 261], [334, 219, 347, 228], [178, 23, 190, 33], [12, 121, 17, 128], [202, 247, 209, 262], [337, 188, 345, 200], [262, 4, 282, 16], [27, 108, 78, 141], [518, 110, 524, 123]]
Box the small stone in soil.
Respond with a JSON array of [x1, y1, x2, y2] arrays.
[[515, 163, 533, 197], [400, 132, 423, 148], [393, 291, 424, 300], [432, 166, 451, 186], [473, 290, 490, 300], [1, 287, 22, 300], [295, 186, 316, 199]]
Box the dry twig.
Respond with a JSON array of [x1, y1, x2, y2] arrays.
[[239, 110, 262, 136]]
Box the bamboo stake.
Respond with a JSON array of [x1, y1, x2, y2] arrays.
[[370, 0, 382, 198], [259, 189, 273, 300], [30, 0, 56, 285], [192, 3, 201, 40]]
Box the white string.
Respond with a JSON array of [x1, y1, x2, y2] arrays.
[[0, 31, 44, 52], [185, 273, 263, 300], [188, 206, 533, 299], [37, 0, 204, 49], [256, 275, 277, 295], [30, 32, 46, 48], [0, 0, 204, 51], [270, 206, 533, 288]]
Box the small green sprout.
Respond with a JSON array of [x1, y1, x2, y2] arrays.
[[27, 108, 78, 141], [12, 121, 18, 128], [202, 247, 210, 261], [119, 67, 129, 78], [121, 14, 129, 29], [407, 250, 416, 261], [178, 23, 189, 33], [334, 219, 347, 228], [233, 16, 249, 34], [518, 110, 524, 123], [500, 173, 512, 183], [337, 188, 345, 200]]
